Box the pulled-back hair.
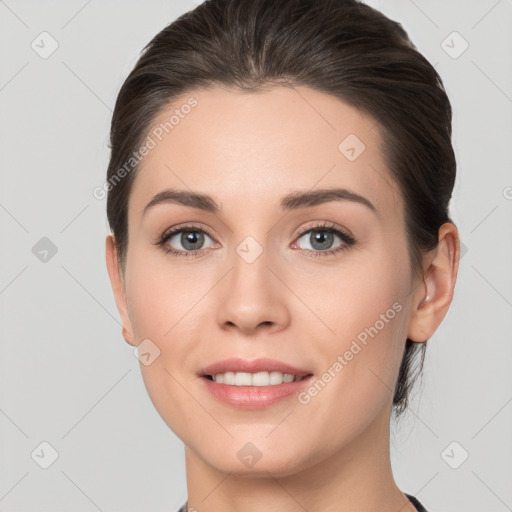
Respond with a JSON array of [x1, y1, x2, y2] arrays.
[[106, 0, 456, 418]]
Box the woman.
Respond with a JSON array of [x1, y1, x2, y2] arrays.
[[104, 1, 460, 510]]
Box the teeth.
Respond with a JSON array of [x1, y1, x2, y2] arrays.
[[211, 371, 303, 386]]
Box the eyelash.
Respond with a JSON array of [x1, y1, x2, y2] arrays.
[[155, 222, 356, 258]]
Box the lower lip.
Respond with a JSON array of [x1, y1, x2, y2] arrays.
[[200, 375, 314, 410]]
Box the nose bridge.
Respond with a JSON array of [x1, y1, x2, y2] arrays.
[[231, 237, 271, 294], [215, 235, 290, 333]]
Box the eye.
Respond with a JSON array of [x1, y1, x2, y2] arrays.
[[292, 222, 356, 257], [155, 222, 356, 258], [156, 225, 217, 257]]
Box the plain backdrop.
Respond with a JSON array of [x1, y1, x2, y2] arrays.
[[0, 1, 511, 511]]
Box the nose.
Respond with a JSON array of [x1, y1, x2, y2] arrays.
[[216, 248, 291, 336]]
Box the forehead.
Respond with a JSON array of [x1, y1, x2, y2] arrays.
[[128, 85, 401, 221]]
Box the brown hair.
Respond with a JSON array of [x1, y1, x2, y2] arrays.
[[106, 0, 456, 418]]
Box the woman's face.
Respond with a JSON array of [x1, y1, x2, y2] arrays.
[[110, 85, 424, 476]]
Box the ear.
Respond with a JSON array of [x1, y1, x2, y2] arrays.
[[105, 234, 136, 346], [407, 222, 460, 343]]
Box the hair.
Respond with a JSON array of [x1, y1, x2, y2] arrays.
[[105, 0, 456, 418]]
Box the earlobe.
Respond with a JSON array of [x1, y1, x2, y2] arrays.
[[105, 235, 136, 346], [407, 222, 460, 343]]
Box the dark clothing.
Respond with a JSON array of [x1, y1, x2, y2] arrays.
[[405, 493, 429, 511], [177, 492, 428, 511]]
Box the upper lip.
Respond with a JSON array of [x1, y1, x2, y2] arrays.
[[199, 358, 312, 377]]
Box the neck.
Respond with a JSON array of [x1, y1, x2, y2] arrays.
[[183, 402, 417, 512]]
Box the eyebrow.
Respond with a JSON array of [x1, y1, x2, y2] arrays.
[[142, 187, 377, 216]]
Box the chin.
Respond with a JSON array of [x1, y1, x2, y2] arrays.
[[195, 441, 315, 479]]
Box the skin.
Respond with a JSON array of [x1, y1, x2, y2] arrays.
[[106, 85, 459, 512]]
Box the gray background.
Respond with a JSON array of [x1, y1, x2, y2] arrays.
[[1, 1, 511, 511]]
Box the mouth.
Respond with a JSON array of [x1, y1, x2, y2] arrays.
[[198, 357, 314, 387], [199, 367, 315, 410], [202, 371, 312, 386]]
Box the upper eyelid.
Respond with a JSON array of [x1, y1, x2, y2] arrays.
[[297, 222, 351, 236], [161, 222, 214, 238]]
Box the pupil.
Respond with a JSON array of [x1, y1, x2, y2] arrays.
[[182, 231, 203, 250], [311, 230, 333, 250]]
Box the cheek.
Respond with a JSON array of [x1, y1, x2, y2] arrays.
[[123, 259, 207, 435], [124, 247, 207, 341], [304, 247, 410, 408], [123, 249, 212, 395], [312, 245, 410, 351]]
